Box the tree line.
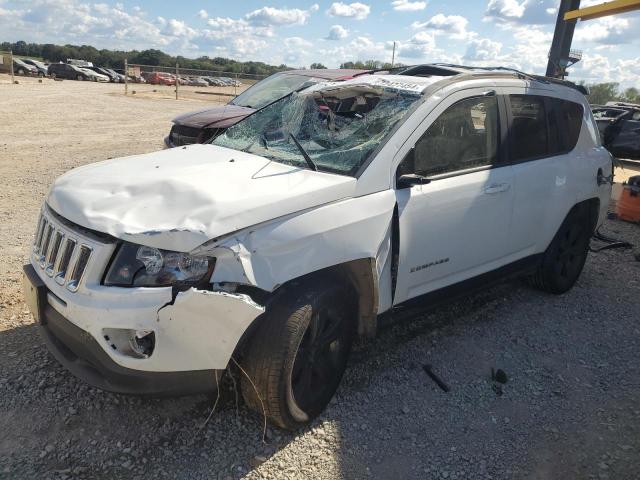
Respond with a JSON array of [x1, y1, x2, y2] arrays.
[[1, 40, 290, 75], [581, 82, 640, 105]]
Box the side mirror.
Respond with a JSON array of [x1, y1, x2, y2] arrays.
[[397, 174, 431, 189]]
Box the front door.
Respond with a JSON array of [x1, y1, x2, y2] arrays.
[[393, 90, 516, 305]]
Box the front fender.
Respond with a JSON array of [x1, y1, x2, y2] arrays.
[[196, 190, 396, 307]]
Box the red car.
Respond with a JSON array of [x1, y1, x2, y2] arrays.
[[145, 72, 176, 86], [165, 69, 368, 147]]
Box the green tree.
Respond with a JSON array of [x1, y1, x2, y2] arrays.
[[310, 63, 327, 69], [622, 87, 640, 104], [587, 82, 621, 105]]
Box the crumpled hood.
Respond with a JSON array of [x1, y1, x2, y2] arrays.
[[172, 104, 254, 129], [46, 144, 356, 251]]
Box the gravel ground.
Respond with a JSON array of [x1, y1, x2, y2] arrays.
[[1, 75, 640, 480]]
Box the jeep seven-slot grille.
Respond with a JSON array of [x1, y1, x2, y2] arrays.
[[33, 212, 93, 292]]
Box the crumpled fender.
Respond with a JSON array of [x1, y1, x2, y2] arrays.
[[193, 189, 397, 312]]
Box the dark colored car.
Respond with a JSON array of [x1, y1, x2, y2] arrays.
[[86, 66, 119, 82], [592, 103, 640, 160], [165, 69, 369, 147], [13, 58, 38, 76], [22, 59, 48, 77], [47, 63, 93, 81]]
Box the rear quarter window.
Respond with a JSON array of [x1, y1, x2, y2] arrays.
[[554, 99, 584, 153]]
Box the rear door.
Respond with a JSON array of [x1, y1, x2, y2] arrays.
[[504, 91, 580, 257], [393, 88, 516, 304], [609, 110, 640, 160]]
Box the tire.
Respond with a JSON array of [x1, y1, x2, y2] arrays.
[[77, 75, 84, 81], [17, 68, 25, 75], [241, 281, 356, 430], [38, 72, 44, 78], [50, 73, 56, 79], [529, 205, 592, 294]]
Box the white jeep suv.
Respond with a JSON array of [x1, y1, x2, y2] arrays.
[[23, 66, 612, 430]]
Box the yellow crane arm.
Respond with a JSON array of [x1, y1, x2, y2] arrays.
[[564, 0, 640, 21]]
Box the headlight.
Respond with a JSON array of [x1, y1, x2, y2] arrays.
[[104, 243, 214, 287]]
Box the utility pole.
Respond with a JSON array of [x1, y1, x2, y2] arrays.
[[175, 62, 179, 100], [10, 50, 14, 84], [391, 42, 396, 68], [124, 58, 128, 95]]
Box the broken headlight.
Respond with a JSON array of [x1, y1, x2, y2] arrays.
[[104, 243, 214, 287]]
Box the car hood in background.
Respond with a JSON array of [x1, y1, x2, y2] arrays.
[[46, 144, 356, 251], [172, 104, 255, 129]]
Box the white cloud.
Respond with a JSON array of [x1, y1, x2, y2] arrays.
[[245, 5, 318, 26], [484, 0, 557, 25], [391, 0, 426, 12], [197, 9, 208, 20], [284, 36, 314, 49], [574, 17, 636, 45], [412, 14, 471, 40], [326, 2, 370, 20], [464, 38, 503, 61], [326, 24, 349, 40], [163, 19, 196, 39]]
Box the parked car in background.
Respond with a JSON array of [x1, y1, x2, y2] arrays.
[[189, 77, 209, 87], [145, 72, 176, 85], [48, 63, 93, 81], [22, 59, 48, 77], [13, 58, 38, 76], [78, 67, 110, 82], [165, 69, 369, 147], [593, 102, 640, 160], [85, 66, 118, 82]]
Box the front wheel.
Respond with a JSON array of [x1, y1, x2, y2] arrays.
[[38, 72, 44, 78], [529, 205, 592, 294], [77, 75, 84, 81], [241, 281, 355, 430], [17, 68, 25, 75]]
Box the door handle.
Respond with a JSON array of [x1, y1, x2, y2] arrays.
[[484, 183, 510, 194]]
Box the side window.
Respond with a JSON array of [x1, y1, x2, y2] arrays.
[[402, 96, 499, 178], [555, 99, 583, 153], [509, 95, 548, 161]]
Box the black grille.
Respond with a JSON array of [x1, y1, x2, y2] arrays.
[[170, 125, 203, 146]]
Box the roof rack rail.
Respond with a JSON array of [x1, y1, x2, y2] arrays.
[[529, 75, 589, 95], [431, 63, 549, 84]]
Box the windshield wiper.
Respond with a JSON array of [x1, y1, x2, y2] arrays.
[[289, 133, 317, 171]]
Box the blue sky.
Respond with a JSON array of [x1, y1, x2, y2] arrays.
[[1, 0, 639, 86]]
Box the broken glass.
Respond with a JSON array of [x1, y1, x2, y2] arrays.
[[213, 82, 424, 176]]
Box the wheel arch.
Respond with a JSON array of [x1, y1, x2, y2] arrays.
[[232, 257, 379, 360]]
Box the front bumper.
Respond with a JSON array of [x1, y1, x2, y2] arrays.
[[24, 264, 221, 395], [24, 254, 265, 395]]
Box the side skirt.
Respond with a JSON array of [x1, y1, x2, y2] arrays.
[[378, 253, 543, 328]]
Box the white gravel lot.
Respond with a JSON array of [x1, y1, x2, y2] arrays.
[[1, 74, 639, 480]]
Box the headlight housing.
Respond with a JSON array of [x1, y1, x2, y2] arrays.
[[104, 243, 214, 287]]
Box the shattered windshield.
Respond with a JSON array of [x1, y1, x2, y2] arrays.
[[214, 81, 424, 176]]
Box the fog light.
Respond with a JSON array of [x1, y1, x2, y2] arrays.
[[103, 328, 156, 359], [131, 330, 155, 358]]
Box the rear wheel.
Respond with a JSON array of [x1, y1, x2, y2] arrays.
[[241, 281, 355, 430], [77, 75, 84, 81], [50, 73, 56, 79], [17, 68, 25, 75], [529, 206, 592, 294], [38, 72, 44, 78]]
